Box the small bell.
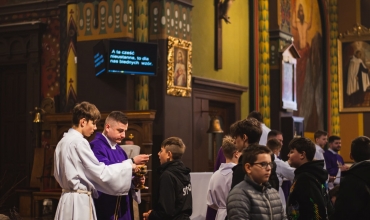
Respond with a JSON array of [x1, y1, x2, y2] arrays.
[[33, 112, 42, 123], [30, 107, 44, 123], [207, 116, 224, 133]]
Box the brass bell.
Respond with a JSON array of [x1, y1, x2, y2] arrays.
[[30, 107, 44, 123], [33, 112, 42, 123], [207, 116, 224, 133]]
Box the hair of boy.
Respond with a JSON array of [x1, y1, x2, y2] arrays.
[[267, 130, 283, 139], [351, 136, 370, 162], [266, 138, 282, 152], [328, 135, 341, 143], [72, 101, 101, 126], [161, 137, 186, 160], [288, 137, 316, 161], [221, 135, 237, 159], [230, 118, 262, 144], [247, 110, 263, 122], [241, 144, 272, 169], [314, 130, 328, 140], [105, 111, 128, 126]]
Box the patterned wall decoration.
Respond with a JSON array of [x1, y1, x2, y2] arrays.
[[135, 0, 149, 110], [76, 0, 134, 41], [258, 0, 271, 127], [135, 0, 148, 42], [149, 0, 192, 41], [66, 4, 78, 110], [0, 10, 59, 24], [41, 18, 61, 100], [329, 0, 339, 135]]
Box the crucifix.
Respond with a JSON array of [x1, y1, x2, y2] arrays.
[[215, 0, 234, 70]]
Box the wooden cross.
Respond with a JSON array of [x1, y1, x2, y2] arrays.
[[215, 0, 233, 70], [215, 0, 223, 70]]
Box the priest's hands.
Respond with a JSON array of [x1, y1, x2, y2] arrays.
[[143, 210, 152, 220], [133, 154, 150, 165], [339, 164, 349, 172], [329, 176, 336, 182]]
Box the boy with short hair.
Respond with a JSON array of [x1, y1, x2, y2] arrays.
[[286, 137, 329, 220], [54, 102, 143, 220], [143, 137, 192, 220], [314, 130, 328, 168], [333, 136, 370, 220], [227, 144, 285, 219], [230, 118, 263, 189], [207, 136, 239, 220]]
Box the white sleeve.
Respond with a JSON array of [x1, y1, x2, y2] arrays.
[[275, 160, 295, 181], [77, 140, 133, 195], [206, 174, 218, 210], [132, 188, 141, 204]]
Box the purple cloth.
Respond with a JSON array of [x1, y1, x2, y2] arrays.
[[324, 149, 345, 177], [90, 132, 132, 220], [281, 180, 291, 203], [214, 147, 226, 171], [206, 207, 217, 220]]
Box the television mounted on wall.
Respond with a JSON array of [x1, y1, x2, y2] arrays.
[[93, 39, 158, 76]]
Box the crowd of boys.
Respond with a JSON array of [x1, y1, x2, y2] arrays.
[[52, 102, 370, 220]]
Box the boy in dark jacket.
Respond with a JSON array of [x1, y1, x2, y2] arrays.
[[143, 137, 192, 220], [333, 136, 370, 220], [230, 118, 262, 189], [286, 137, 329, 220], [227, 144, 286, 219]]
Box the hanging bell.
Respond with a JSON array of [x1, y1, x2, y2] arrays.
[[33, 111, 42, 123], [207, 116, 224, 133]]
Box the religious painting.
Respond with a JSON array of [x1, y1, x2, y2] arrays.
[[278, 0, 291, 33], [167, 36, 192, 97], [338, 36, 370, 112], [291, 0, 324, 132]]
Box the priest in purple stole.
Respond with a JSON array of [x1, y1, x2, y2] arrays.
[[323, 135, 349, 189], [91, 111, 149, 220]]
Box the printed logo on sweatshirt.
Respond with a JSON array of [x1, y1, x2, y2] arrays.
[[183, 184, 191, 196]]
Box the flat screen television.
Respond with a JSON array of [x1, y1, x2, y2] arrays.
[[93, 39, 158, 76]]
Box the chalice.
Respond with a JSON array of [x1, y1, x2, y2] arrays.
[[134, 164, 148, 190]]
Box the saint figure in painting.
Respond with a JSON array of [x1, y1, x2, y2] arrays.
[[174, 50, 187, 87], [347, 50, 370, 106]]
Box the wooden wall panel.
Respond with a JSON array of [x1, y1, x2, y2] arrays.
[[339, 113, 359, 162]]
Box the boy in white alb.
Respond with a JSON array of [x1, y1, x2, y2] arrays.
[[207, 136, 240, 220], [53, 102, 149, 220], [266, 138, 295, 211]]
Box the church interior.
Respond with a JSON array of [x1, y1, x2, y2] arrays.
[[0, 0, 369, 218]]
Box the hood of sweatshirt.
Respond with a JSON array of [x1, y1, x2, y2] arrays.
[[294, 160, 328, 184], [343, 160, 370, 185], [158, 160, 191, 184]]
